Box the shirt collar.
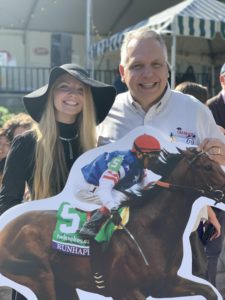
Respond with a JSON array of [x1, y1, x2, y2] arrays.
[[127, 84, 171, 114], [221, 90, 225, 103]]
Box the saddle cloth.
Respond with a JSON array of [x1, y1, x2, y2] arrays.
[[52, 201, 129, 256]]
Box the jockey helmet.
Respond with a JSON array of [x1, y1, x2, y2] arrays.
[[131, 134, 161, 153]]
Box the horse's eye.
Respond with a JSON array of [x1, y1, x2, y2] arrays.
[[204, 164, 212, 171]]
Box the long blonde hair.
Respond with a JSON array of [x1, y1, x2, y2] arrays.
[[32, 77, 97, 199]]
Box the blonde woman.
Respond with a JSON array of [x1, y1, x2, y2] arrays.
[[0, 63, 116, 210], [0, 63, 116, 300]]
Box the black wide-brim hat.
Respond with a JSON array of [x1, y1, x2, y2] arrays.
[[23, 64, 116, 124]]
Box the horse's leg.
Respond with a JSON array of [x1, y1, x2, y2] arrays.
[[55, 278, 80, 300], [2, 271, 57, 300], [112, 289, 146, 300], [150, 275, 218, 300], [0, 225, 57, 300]]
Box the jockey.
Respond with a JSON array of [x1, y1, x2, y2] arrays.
[[78, 134, 161, 238]]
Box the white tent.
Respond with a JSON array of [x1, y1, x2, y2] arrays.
[[90, 0, 225, 89]]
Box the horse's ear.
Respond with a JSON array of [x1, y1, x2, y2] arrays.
[[176, 147, 199, 162], [176, 147, 185, 155], [186, 147, 198, 153]]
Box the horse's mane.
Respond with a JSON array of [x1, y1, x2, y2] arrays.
[[122, 149, 183, 208], [150, 148, 182, 178]]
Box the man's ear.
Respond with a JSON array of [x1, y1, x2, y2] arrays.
[[119, 64, 125, 83]]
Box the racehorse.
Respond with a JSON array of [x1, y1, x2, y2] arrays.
[[0, 147, 225, 300]]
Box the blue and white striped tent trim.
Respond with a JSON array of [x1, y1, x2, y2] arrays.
[[90, 0, 225, 58]]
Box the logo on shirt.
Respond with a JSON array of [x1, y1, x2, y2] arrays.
[[170, 127, 196, 145]]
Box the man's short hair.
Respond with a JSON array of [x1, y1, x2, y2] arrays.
[[220, 63, 225, 76], [175, 81, 209, 104], [120, 28, 168, 66]]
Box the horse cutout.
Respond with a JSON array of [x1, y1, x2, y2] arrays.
[[0, 125, 225, 300]]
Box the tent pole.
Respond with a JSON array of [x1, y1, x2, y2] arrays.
[[85, 0, 92, 71], [211, 64, 215, 96], [170, 34, 176, 89]]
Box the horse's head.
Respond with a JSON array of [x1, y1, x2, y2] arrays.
[[173, 147, 225, 203], [124, 147, 225, 208]]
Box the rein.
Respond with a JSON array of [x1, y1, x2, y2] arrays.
[[156, 180, 225, 204], [119, 223, 149, 267], [155, 180, 204, 195]]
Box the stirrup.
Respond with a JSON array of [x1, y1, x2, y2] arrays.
[[79, 226, 97, 238]]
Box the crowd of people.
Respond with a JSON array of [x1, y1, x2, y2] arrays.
[[0, 27, 225, 300]]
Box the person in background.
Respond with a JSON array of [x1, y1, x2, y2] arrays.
[[175, 81, 209, 104], [3, 112, 34, 142], [180, 65, 196, 83], [97, 27, 225, 287], [2, 113, 35, 201], [113, 67, 128, 94], [175, 80, 222, 281], [0, 126, 17, 300], [207, 63, 225, 133], [205, 63, 225, 288], [0, 63, 116, 300], [0, 128, 10, 184]]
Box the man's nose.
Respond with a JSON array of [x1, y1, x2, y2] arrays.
[[142, 66, 153, 76]]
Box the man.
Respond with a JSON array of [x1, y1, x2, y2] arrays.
[[98, 28, 225, 164], [207, 63, 225, 131], [78, 134, 161, 238], [97, 28, 225, 286]]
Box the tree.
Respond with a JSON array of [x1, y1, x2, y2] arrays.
[[0, 106, 14, 127]]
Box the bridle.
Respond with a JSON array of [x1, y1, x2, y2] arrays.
[[154, 151, 225, 204]]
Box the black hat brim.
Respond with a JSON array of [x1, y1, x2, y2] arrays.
[[23, 64, 116, 124]]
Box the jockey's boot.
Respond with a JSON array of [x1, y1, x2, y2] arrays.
[[79, 207, 109, 238], [110, 207, 122, 225]]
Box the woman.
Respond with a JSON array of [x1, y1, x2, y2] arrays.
[[0, 64, 116, 213], [0, 64, 116, 300], [0, 63, 115, 212]]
